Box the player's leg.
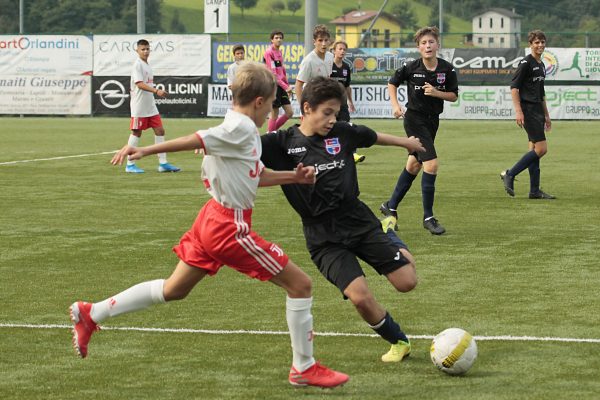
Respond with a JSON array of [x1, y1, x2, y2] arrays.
[[125, 125, 145, 173], [421, 157, 445, 235], [502, 103, 545, 196], [380, 155, 420, 229], [152, 119, 180, 172], [69, 260, 207, 358], [273, 89, 292, 130], [268, 107, 280, 132], [529, 140, 554, 199]]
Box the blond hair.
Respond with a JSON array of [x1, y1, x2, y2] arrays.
[[230, 61, 276, 106]]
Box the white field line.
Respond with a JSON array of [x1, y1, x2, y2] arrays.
[[1, 323, 599, 344], [0, 151, 117, 166]]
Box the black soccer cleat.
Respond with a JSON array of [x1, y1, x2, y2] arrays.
[[379, 202, 398, 230], [500, 170, 515, 197], [529, 189, 556, 199], [423, 217, 446, 235]]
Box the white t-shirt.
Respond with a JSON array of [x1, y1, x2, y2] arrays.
[[197, 110, 264, 210], [296, 50, 334, 84], [130, 58, 159, 117], [226, 62, 241, 87]]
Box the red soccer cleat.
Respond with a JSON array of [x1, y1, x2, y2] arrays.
[[289, 362, 349, 388], [69, 301, 100, 358]]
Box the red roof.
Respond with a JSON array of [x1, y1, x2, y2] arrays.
[[330, 10, 380, 25]]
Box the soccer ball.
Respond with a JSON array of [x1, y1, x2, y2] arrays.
[[430, 328, 477, 376]]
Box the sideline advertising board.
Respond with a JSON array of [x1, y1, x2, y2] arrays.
[[541, 48, 600, 81], [0, 75, 91, 115], [94, 35, 211, 76], [212, 42, 305, 83], [0, 35, 93, 75], [93, 76, 208, 117], [207, 84, 600, 120]]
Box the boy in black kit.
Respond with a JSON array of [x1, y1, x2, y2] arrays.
[[501, 30, 555, 199], [261, 76, 425, 363], [381, 26, 458, 235]]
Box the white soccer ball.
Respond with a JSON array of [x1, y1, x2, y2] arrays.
[[430, 328, 477, 376]]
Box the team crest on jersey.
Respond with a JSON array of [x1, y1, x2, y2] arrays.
[[436, 73, 446, 84], [343, 70, 348, 77], [324, 138, 341, 155]]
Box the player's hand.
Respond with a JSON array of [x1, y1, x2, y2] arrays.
[[392, 106, 405, 119], [155, 89, 168, 98], [111, 145, 145, 165], [544, 117, 552, 132], [294, 163, 316, 184], [423, 82, 438, 97], [405, 136, 425, 154], [286, 87, 293, 95], [348, 103, 356, 113], [515, 110, 525, 128]]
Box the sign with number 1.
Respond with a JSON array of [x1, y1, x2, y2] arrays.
[[204, 0, 229, 34]]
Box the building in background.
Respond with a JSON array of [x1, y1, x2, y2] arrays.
[[330, 10, 401, 48], [472, 8, 522, 48]]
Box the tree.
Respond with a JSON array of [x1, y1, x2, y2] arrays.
[[233, 0, 259, 18], [287, 0, 302, 16], [390, 1, 418, 31], [170, 9, 186, 33], [269, 0, 285, 16], [0, 0, 19, 33], [427, 8, 450, 33]]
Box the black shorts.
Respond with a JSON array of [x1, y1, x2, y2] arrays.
[[403, 109, 440, 162], [303, 202, 411, 295], [337, 104, 350, 122], [272, 85, 291, 108], [522, 102, 547, 143]]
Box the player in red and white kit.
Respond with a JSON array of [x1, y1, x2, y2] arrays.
[[69, 62, 349, 389], [125, 39, 180, 173]]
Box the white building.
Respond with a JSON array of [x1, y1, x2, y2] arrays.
[[472, 8, 522, 48]]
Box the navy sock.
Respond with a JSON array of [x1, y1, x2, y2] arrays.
[[370, 312, 409, 344], [528, 157, 540, 193], [389, 168, 417, 209], [508, 150, 539, 177], [421, 172, 436, 220]]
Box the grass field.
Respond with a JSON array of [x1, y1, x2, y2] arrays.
[[1, 117, 599, 399]]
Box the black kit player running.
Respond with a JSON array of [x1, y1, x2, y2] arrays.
[[261, 120, 418, 362], [383, 56, 458, 234]]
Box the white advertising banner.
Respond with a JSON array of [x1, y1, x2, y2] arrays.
[[541, 48, 600, 81], [208, 84, 600, 120], [0, 75, 91, 115], [94, 34, 211, 76], [0, 35, 93, 75]]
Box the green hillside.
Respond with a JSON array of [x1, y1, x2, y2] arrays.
[[162, 0, 471, 47]]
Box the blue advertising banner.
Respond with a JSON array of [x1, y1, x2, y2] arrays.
[[212, 42, 305, 83]]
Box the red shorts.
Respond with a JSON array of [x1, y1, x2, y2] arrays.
[[173, 199, 289, 281], [130, 115, 162, 131]]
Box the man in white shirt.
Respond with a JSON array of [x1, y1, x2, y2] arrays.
[[125, 39, 180, 173], [294, 25, 334, 105]]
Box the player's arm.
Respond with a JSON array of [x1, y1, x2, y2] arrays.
[[111, 133, 202, 165], [511, 88, 525, 128], [258, 163, 315, 187], [346, 86, 355, 112], [423, 82, 457, 102], [542, 97, 551, 131], [295, 79, 305, 105], [136, 81, 167, 98], [375, 132, 425, 154], [388, 83, 404, 118]]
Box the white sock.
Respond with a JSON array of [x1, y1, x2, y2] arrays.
[[155, 135, 167, 164], [286, 296, 315, 372], [90, 279, 166, 323], [126, 135, 140, 166]]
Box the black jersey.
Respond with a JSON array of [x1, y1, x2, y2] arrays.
[[330, 60, 351, 87], [510, 54, 546, 103], [261, 122, 377, 223], [388, 57, 458, 115]]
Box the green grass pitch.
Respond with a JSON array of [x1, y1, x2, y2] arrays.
[[1, 117, 599, 399]]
